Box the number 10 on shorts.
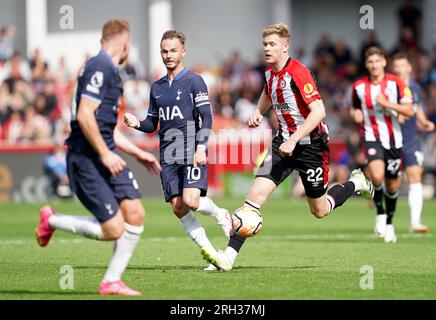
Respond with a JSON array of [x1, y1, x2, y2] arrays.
[[187, 166, 201, 181]]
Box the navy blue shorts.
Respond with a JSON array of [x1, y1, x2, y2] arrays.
[[402, 139, 423, 168], [67, 152, 142, 223], [160, 163, 207, 202]]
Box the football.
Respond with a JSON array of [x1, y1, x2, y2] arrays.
[[232, 206, 263, 238]]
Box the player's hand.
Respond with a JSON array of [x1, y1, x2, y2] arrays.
[[193, 147, 207, 168], [376, 93, 389, 108], [279, 139, 297, 157], [398, 114, 406, 124], [135, 151, 162, 175], [124, 113, 140, 128], [101, 151, 127, 176], [352, 109, 363, 124], [422, 120, 435, 132], [248, 110, 263, 128]]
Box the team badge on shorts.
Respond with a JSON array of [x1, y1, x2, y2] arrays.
[[368, 148, 377, 156]]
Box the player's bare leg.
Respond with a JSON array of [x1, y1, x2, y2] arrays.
[[367, 160, 388, 237], [307, 169, 374, 219], [36, 206, 126, 246], [99, 199, 144, 296], [183, 188, 232, 239], [202, 178, 277, 271], [170, 195, 218, 259], [406, 165, 428, 232]]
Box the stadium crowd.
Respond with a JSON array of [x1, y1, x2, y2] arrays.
[[1, 23, 436, 194]]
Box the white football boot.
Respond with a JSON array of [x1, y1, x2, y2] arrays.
[[203, 264, 218, 272], [375, 214, 387, 238], [410, 223, 428, 233], [201, 248, 233, 271], [215, 209, 233, 240], [384, 224, 397, 243], [350, 169, 374, 200]]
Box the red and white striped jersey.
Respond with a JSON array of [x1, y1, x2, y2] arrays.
[[264, 58, 328, 144], [352, 74, 413, 149]]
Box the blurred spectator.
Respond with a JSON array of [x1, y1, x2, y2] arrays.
[[314, 33, 334, 57], [332, 40, 352, 70], [0, 26, 15, 63], [21, 104, 51, 143], [124, 79, 150, 118], [295, 47, 312, 68], [53, 56, 72, 85], [0, 52, 32, 91], [30, 48, 48, 84], [398, 0, 422, 41], [234, 87, 257, 125], [43, 144, 72, 198], [391, 26, 422, 56]]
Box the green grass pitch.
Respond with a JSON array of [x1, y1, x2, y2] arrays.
[[0, 197, 435, 300]]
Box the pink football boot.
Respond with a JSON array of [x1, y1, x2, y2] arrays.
[[35, 205, 55, 247], [99, 280, 142, 296]]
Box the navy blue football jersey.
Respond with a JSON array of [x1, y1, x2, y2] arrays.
[[147, 69, 211, 164], [66, 49, 123, 156], [401, 80, 421, 145]]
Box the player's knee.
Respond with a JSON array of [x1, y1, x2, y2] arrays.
[[130, 205, 145, 225], [371, 174, 384, 186], [103, 224, 125, 240], [183, 195, 199, 211], [172, 203, 188, 217]]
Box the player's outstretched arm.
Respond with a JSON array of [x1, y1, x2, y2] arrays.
[[248, 90, 272, 128], [114, 128, 161, 175], [77, 97, 126, 176]]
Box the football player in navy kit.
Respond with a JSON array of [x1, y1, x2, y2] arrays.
[[36, 20, 161, 296], [124, 30, 232, 269], [391, 53, 435, 233]]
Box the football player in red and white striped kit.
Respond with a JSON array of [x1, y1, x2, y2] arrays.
[[351, 47, 414, 243], [202, 23, 374, 271]]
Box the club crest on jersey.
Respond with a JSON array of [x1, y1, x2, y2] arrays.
[[404, 87, 412, 97], [303, 83, 314, 94], [159, 106, 184, 120], [280, 79, 287, 89], [176, 90, 182, 101]]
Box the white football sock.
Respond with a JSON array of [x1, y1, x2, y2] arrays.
[[102, 223, 143, 283], [195, 196, 221, 218], [48, 214, 103, 240], [224, 247, 238, 265], [180, 211, 216, 253], [409, 183, 423, 226]]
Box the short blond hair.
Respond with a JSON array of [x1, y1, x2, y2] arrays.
[[262, 23, 291, 41], [101, 19, 130, 42]]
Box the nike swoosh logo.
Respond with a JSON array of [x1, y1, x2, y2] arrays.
[[155, 95, 162, 99], [187, 181, 197, 185]]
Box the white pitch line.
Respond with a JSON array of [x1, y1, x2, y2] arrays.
[[0, 233, 432, 246]]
